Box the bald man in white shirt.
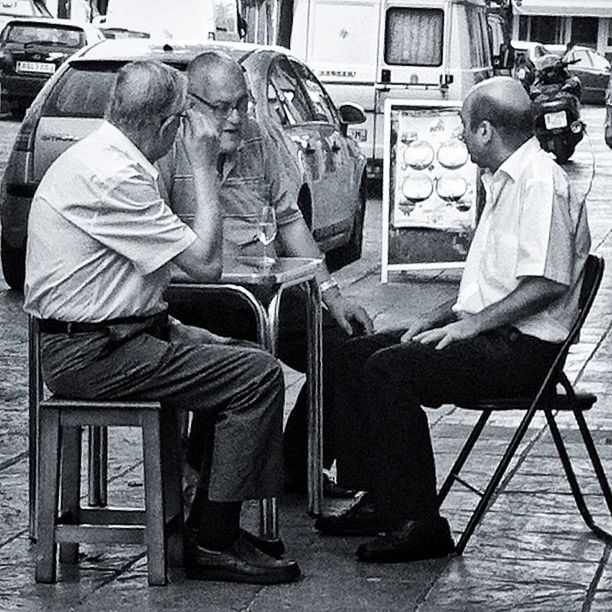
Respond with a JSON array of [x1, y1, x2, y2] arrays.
[[315, 77, 590, 564]]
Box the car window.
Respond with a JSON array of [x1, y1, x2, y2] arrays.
[[289, 60, 337, 125], [41, 63, 120, 118], [267, 58, 312, 125], [385, 7, 443, 67], [572, 49, 592, 67], [6, 24, 84, 47], [589, 50, 610, 71]]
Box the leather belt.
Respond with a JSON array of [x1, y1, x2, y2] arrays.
[[37, 311, 168, 334]]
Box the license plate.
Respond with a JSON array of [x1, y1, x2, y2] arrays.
[[544, 110, 567, 130], [16, 61, 56, 75]]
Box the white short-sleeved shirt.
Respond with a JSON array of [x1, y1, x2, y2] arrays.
[[453, 137, 591, 343], [23, 121, 197, 322]]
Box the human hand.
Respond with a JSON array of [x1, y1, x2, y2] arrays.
[[400, 314, 438, 343], [182, 108, 220, 172], [412, 318, 480, 350], [327, 296, 374, 336]]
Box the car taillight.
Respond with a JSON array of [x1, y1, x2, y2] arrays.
[[14, 116, 38, 152]]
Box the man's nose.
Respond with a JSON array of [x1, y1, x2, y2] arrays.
[[226, 107, 241, 123]]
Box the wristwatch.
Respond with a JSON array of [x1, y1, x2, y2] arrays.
[[319, 278, 339, 293]]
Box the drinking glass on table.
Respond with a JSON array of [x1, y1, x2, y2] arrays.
[[257, 204, 277, 267]]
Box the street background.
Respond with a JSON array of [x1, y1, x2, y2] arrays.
[[0, 105, 611, 611]]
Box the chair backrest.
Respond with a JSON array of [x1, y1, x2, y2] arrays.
[[544, 254, 605, 392]]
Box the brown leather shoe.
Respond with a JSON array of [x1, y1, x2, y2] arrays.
[[356, 516, 456, 563], [314, 494, 401, 537], [184, 533, 301, 584]]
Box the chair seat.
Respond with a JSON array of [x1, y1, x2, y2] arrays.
[[458, 392, 597, 412], [41, 397, 162, 411]]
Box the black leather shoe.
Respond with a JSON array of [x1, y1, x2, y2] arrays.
[[356, 516, 456, 563], [184, 533, 301, 584], [314, 495, 400, 537], [185, 526, 286, 561], [240, 529, 286, 559]]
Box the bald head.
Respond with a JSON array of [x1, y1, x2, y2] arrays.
[[187, 51, 246, 98], [464, 77, 534, 146]]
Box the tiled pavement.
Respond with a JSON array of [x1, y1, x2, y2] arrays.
[[0, 106, 611, 611]]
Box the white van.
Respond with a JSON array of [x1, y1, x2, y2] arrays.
[[291, 0, 493, 177]]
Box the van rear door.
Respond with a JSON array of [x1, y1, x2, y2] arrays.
[[377, 1, 448, 90], [292, 0, 381, 160]]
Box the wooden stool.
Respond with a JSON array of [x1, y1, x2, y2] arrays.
[[35, 397, 183, 586]]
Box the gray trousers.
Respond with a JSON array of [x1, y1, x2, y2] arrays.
[[40, 315, 285, 502]]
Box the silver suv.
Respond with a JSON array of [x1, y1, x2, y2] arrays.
[[0, 38, 367, 290]]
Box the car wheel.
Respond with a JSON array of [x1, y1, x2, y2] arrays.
[[326, 179, 366, 272], [1, 234, 26, 291]]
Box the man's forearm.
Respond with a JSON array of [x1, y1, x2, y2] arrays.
[[466, 276, 566, 333], [191, 170, 223, 266]]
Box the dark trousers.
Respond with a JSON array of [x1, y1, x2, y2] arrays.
[[40, 317, 285, 502], [331, 327, 560, 520], [166, 286, 349, 483]]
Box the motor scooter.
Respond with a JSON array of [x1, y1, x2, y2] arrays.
[[529, 54, 585, 164]]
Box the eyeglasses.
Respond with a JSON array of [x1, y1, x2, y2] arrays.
[[189, 91, 250, 117], [162, 109, 187, 127]]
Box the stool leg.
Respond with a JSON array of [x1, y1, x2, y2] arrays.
[[59, 425, 82, 564], [35, 409, 61, 583], [88, 426, 108, 507], [161, 410, 184, 568], [142, 411, 167, 586]]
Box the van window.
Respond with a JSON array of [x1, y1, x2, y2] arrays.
[[465, 6, 490, 68], [385, 8, 443, 67]]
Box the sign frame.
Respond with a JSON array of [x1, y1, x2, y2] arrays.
[[381, 98, 483, 282]]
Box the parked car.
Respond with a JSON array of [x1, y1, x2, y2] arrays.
[[0, 38, 367, 290], [547, 44, 610, 105], [0, 17, 104, 117], [0, 0, 51, 33]]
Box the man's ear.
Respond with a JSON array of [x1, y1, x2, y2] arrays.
[[479, 120, 494, 143]]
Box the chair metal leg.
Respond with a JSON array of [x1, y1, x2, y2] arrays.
[[59, 425, 82, 564], [438, 410, 491, 504], [142, 411, 167, 586], [455, 405, 539, 554], [88, 426, 107, 507], [545, 409, 612, 544], [161, 410, 184, 568], [574, 409, 612, 516], [35, 409, 61, 583]]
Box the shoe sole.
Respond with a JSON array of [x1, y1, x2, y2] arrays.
[[357, 545, 456, 563], [185, 564, 301, 585], [316, 526, 389, 537]]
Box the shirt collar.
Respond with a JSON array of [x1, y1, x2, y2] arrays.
[[493, 136, 540, 183], [98, 121, 159, 181]]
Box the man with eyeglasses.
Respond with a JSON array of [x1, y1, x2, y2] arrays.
[[23, 60, 301, 585], [158, 51, 374, 501]]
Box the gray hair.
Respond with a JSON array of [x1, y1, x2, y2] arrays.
[[105, 60, 187, 133]]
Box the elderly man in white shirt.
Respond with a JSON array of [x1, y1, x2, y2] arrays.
[[23, 60, 300, 585], [315, 77, 590, 563]]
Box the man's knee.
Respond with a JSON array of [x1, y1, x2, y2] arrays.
[[243, 348, 284, 389]]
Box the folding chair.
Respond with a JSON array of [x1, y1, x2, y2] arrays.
[[438, 254, 611, 554]]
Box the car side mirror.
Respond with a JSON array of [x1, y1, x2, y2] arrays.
[[339, 103, 366, 126]]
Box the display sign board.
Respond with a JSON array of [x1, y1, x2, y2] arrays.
[[381, 99, 483, 282]]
